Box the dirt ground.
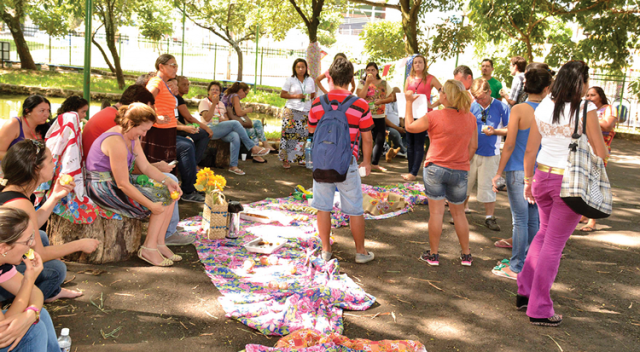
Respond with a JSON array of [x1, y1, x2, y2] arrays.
[[47, 139, 640, 352]]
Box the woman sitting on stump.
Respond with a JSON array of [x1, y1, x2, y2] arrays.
[[85, 104, 182, 267], [0, 140, 99, 302]]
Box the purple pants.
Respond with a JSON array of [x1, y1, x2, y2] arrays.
[[517, 169, 581, 319]]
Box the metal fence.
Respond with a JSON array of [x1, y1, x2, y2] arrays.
[[590, 71, 640, 130], [0, 24, 307, 87]]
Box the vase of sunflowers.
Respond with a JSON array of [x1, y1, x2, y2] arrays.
[[194, 168, 228, 239]]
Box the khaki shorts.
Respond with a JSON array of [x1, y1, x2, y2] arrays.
[[467, 154, 500, 203]]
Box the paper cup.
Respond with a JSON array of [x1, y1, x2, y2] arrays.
[[359, 167, 367, 177], [241, 154, 247, 161]]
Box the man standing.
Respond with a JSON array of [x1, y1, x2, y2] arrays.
[[481, 59, 503, 101], [453, 65, 474, 90], [465, 78, 510, 231], [308, 57, 375, 264], [501, 56, 527, 106]]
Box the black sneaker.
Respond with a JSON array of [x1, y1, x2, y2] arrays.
[[182, 192, 205, 203], [485, 216, 501, 231], [516, 294, 529, 311], [418, 250, 439, 266], [460, 253, 473, 266]]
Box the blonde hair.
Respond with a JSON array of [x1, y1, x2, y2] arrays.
[[115, 103, 157, 134], [442, 80, 472, 113], [409, 55, 428, 83], [470, 78, 491, 97]]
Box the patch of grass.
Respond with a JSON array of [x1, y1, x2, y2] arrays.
[[0, 69, 134, 94], [264, 131, 281, 140], [245, 89, 286, 108]]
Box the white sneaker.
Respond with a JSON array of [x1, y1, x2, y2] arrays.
[[355, 251, 375, 264], [321, 251, 332, 261]]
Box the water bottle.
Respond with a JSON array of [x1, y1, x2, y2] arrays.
[[227, 201, 244, 239], [58, 328, 71, 352], [305, 139, 313, 169]]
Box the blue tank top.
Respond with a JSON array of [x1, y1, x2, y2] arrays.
[[504, 101, 539, 172], [8, 117, 25, 148]]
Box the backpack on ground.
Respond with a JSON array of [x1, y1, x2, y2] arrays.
[[312, 95, 359, 183]]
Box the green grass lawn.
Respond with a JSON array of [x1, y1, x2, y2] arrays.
[[0, 69, 285, 106]]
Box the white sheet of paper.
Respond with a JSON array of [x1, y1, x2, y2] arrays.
[[396, 93, 428, 119]]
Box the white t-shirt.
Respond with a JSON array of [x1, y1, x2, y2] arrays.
[[282, 76, 316, 112], [535, 96, 596, 169]]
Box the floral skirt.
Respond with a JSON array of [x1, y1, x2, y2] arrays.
[[279, 108, 309, 163], [602, 130, 615, 167]]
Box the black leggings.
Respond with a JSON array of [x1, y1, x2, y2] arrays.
[[371, 118, 387, 165]]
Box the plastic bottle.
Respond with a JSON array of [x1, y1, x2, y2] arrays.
[[58, 328, 71, 352], [305, 138, 313, 169]]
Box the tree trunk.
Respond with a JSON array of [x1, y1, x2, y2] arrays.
[[208, 139, 230, 168], [401, 3, 420, 54], [525, 38, 534, 63], [92, 35, 116, 73], [1, 13, 36, 70], [106, 31, 125, 89], [47, 214, 142, 264], [232, 43, 243, 81]]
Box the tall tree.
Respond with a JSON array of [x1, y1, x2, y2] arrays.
[[179, 0, 295, 81], [0, 0, 70, 69], [348, 0, 459, 55], [286, 0, 330, 78], [468, 0, 640, 71], [359, 20, 405, 62]]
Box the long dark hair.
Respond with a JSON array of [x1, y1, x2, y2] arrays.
[[225, 82, 250, 95], [550, 61, 589, 124], [21, 95, 50, 117], [57, 95, 89, 116], [0, 207, 31, 245], [291, 58, 309, 79], [589, 86, 609, 106], [364, 62, 381, 81], [0, 139, 48, 192]]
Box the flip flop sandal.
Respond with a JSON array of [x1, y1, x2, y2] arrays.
[[251, 147, 269, 157], [495, 239, 513, 248], [580, 226, 596, 232], [375, 166, 388, 172], [530, 314, 563, 327], [228, 168, 246, 175], [283, 162, 291, 169], [138, 246, 174, 267], [491, 267, 517, 280], [158, 245, 182, 262], [253, 158, 268, 163]]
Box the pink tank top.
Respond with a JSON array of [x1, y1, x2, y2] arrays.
[[407, 75, 434, 111]]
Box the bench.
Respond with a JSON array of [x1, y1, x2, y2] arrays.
[[208, 139, 231, 169]]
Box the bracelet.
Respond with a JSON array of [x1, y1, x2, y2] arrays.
[[524, 177, 532, 184], [24, 306, 40, 325], [161, 177, 169, 185]]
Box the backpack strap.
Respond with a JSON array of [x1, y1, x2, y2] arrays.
[[338, 95, 359, 113]]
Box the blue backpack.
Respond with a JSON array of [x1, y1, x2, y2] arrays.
[[312, 95, 359, 183]]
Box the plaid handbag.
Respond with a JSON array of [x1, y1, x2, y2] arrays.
[[560, 101, 612, 219]]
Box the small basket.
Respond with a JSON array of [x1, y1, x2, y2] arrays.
[[201, 191, 229, 240]]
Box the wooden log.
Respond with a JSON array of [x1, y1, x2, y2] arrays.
[[47, 214, 142, 264], [208, 139, 231, 168]]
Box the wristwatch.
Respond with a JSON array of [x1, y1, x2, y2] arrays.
[[25, 306, 40, 324]]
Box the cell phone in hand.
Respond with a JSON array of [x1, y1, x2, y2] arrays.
[[168, 160, 178, 166]]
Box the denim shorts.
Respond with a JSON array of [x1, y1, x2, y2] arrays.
[[423, 163, 468, 204], [311, 158, 364, 216]]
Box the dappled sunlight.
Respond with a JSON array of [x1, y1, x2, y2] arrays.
[[571, 232, 640, 248], [417, 317, 491, 345]]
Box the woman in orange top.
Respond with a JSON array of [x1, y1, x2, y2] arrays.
[[143, 54, 179, 167]]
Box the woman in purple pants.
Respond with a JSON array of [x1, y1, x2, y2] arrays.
[[519, 61, 608, 327]]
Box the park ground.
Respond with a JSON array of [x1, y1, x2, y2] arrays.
[[45, 139, 639, 352]]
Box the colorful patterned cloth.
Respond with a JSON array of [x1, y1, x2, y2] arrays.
[[245, 328, 427, 352], [307, 42, 322, 80], [180, 183, 427, 336]]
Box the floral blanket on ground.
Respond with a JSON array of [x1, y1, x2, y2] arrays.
[[36, 112, 121, 223], [179, 183, 426, 336], [245, 328, 427, 352]]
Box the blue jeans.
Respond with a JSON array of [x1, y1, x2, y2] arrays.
[[506, 170, 540, 273], [310, 158, 364, 216], [180, 129, 209, 164], [387, 127, 406, 153], [407, 131, 427, 176], [423, 163, 468, 204], [0, 231, 66, 302], [0, 308, 59, 352], [176, 136, 198, 194], [245, 120, 266, 144], [164, 173, 179, 239], [208, 121, 257, 167]]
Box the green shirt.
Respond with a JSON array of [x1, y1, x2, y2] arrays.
[[488, 77, 503, 100]]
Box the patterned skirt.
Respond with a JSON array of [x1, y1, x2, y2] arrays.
[[86, 171, 172, 219], [140, 127, 177, 164], [602, 130, 615, 167], [279, 108, 309, 163]]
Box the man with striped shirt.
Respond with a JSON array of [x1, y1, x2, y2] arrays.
[[308, 57, 375, 264]]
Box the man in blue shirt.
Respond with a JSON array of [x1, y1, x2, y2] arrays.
[[465, 78, 510, 231]]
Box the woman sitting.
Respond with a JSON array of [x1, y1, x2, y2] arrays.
[[0, 95, 51, 161], [0, 140, 99, 302], [221, 82, 276, 160], [0, 207, 59, 352], [198, 81, 270, 175], [85, 104, 182, 267], [57, 95, 89, 124]]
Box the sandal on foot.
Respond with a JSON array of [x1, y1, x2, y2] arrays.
[[138, 246, 174, 267], [158, 245, 182, 262], [251, 147, 269, 157], [228, 168, 246, 175], [492, 266, 517, 280], [283, 162, 291, 169], [298, 160, 306, 166], [530, 314, 563, 327], [495, 239, 513, 248], [580, 226, 596, 232], [516, 294, 529, 311]]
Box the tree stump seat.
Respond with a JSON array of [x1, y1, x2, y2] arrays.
[[47, 214, 142, 264], [208, 139, 231, 169]]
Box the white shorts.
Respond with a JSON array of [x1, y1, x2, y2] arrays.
[[467, 154, 500, 203]]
